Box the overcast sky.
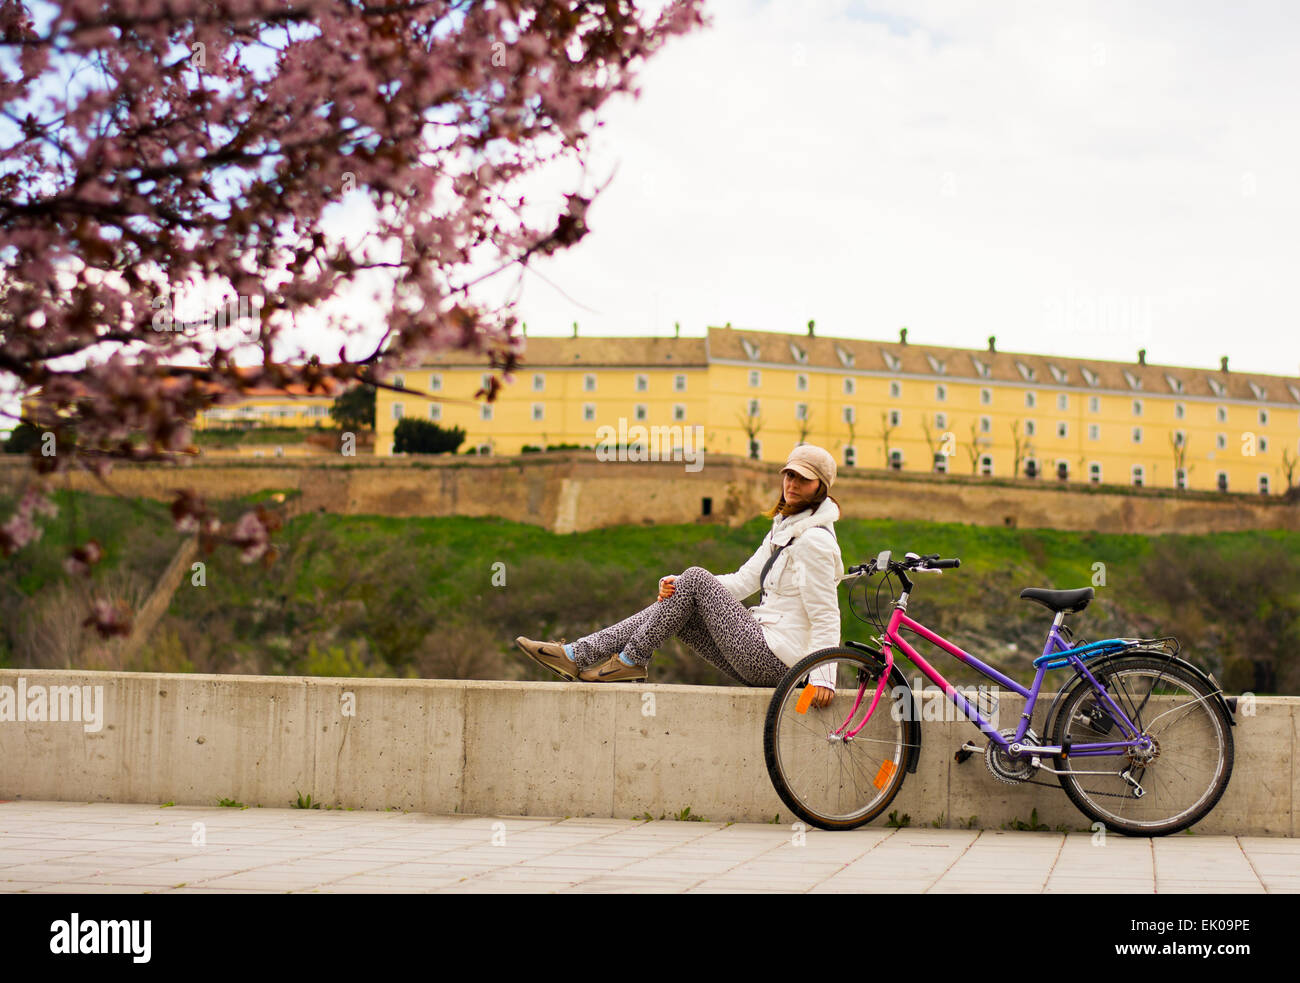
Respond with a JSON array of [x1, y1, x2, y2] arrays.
[[476, 0, 1300, 379], [6, 0, 1299, 434]]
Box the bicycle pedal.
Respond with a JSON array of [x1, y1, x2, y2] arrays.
[[954, 741, 982, 763]]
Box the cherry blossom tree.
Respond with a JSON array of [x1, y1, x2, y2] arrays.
[[0, 0, 705, 634]]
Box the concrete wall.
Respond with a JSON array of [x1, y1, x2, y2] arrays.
[[2, 452, 1296, 535], [1, 669, 1292, 835]]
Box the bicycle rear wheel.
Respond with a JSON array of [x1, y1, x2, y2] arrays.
[[1050, 655, 1233, 836], [764, 647, 912, 831]]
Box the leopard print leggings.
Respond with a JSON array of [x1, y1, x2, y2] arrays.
[[568, 566, 791, 686]]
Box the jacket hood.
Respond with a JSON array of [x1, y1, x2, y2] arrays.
[[771, 497, 839, 546]]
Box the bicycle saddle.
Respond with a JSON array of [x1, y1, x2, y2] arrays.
[[1018, 586, 1095, 613]]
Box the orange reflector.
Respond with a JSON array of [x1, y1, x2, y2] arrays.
[[796, 686, 816, 715], [873, 760, 897, 789]]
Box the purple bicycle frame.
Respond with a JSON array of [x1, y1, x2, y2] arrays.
[[841, 606, 1152, 758]]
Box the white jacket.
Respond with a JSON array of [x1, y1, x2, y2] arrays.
[[713, 499, 844, 689]]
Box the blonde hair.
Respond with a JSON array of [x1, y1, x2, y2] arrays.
[[761, 479, 839, 520]]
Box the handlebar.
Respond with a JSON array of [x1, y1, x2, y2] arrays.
[[845, 550, 962, 579]]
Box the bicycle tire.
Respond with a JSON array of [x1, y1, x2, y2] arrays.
[[1050, 655, 1233, 836], [764, 647, 912, 831]]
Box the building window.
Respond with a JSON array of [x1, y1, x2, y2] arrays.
[[429, 404, 441, 422], [533, 374, 544, 391], [532, 403, 544, 421], [392, 402, 404, 420], [796, 374, 808, 391], [1176, 468, 1187, 490], [889, 449, 903, 470], [674, 404, 686, 421], [980, 455, 994, 476], [584, 374, 597, 392], [635, 404, 648, 421], [795, 403, 808, 421], [890, 381, 901, 398], [1025, 420, 1036, 437], [1175, 402, 1185, 419], [843, 406, 855, 424], [1089, 396, 1100, 413], [1217, 433, 1227, 450], [1216, 406, 1227, 423], [1088, 424, 1099, 441], [478, 443, 491, 455], [1132, 426, 1142, 443], [1173, 430, 1186, 448], [393, 374, 405, 388], [1057, 393, 1068, 411], [675, 374, 687, 392], [481, 373, 491, 391], [844, 446, 856, 467], [843, 377, 855, 395], [1133, 399, 1143, 416], [1090, 462, 1102, 483], [481, 403, 492, 421], [636, 374, 648, 392], [430, 373, 442, 391], [583, 404, 595, 422], [981, 388, 992, 405], [1057, 422, 1068, 439], [935, 384, 947, 401], [889, 410, 901, 427], [935, 412, 947, 429], [750, 370, 761, 387], [1259, 474, 1270, 495], [1132, 465, 1144, 487], [749, 398, 760, 416], [1260, 436, 1269, 453], [1056, 460, 1069, 481], [1260, 409, 1269, 426], [980, 416, 991, 434], [1217, 472, 1229, 492], [1026, 391, 1036, 408]]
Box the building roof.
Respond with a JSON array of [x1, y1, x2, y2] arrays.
[[419, 335, 709, 369], [706, 326, 1300, 404]]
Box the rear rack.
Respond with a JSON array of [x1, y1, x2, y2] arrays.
[[1034, 635, 1181, 670]]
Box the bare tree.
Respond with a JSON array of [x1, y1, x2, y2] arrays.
[[966, 421, 989, 475], [736, 408, 765, 460], [878, 411, 897, 469]]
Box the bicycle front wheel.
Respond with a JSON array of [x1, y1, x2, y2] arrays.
[[764, 647, 912, 831], [1050, 655, 1233, 836]]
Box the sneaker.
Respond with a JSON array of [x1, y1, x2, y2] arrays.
[[578, 654, 648, 683], [514, 636, 582, 681]]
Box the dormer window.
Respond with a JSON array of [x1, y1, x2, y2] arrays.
[[1248, 381, 1267, 400], [740, 338, 760, 360], [1122, 370, 1143, 391], [881, 349, 902, 372], [1165, 374, 1184, 394], [971, 356, 991, 378], [925, 354, 946, 375], [1015, 361, 1036, 382], [789, 342, 808, 364], [1048, 364, 1068, 384], [1287, 384, 1300, 403], [1080, 366, 1099, 387], [835, 345, 855, 368], [1208, 378, 1226, 397]]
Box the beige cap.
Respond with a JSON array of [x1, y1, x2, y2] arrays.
[[782, 443, 836, 489]]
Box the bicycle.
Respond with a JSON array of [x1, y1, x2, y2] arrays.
[[763, 550, 1237, 836]]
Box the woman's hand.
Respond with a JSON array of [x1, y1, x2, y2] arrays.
[[658, 575, 676, 602], [810, 686, 834, 709]]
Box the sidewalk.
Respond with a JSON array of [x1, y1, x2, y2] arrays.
[[1, 801, 1296, 893]]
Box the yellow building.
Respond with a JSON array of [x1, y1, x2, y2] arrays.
[[375, 326, 1300, 496]]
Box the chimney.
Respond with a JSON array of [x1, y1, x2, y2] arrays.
[[899, 327, 908, 345], [1138, 348, 1145, 365], [807, 319, 815, 337], [1220, 356, 1229, 372], [572, 321, 578, 338], [988, 335, 996, 353]]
